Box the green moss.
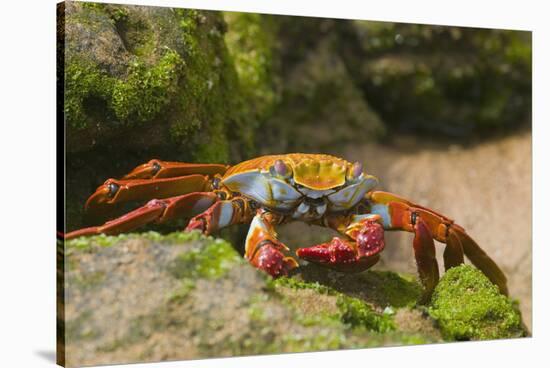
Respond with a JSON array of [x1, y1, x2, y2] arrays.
[[167, 279, 196, 303], [358, 271, 423, 308], [64, 57, 115, 129], [347, 22, 531, 136], [169, 237, 242, 279], [111, 50, 184, 122], [247, 293, 270, 322], [64, 230, 203, 251], [224, 12, 279, 121], [66, 310, 98, 341], [81, 2, 129, 23], [271, 276, 335, 295], [337, 294, 395, 333], [296, 312, 342, 329], [193, 119, 230, 163], [166, 9, 243, 162], [175, 8, 201, 55], [65, 5, 273, 165], [72, 271, 106, 291], [428, 265, 524, 340], [281, 331, 347, 352], [65, 49, 183, 129], [273, 276, 394, 333]]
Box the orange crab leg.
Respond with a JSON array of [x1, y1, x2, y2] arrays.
[[367, 191, 508, 296], [412, 217, 440, 302], [65, 192, 219, 240], [122, 159, 229, 180], [185, 196, 255, 235], [85, 175, 211, 212]]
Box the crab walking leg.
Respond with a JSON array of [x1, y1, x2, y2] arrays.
[[64, 192, 219, 240], [368, 191, 508, 295], [244, 210, 299, 277], [122, 159, 229, 180], [85, 175, 211, 212], [412, 218, 440, 303], [185, 197, 255, 235], [296, 214, 384, 272]]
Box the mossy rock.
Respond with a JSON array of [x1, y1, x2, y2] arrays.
[[62, 232, 437, 366], [62, 232, 527, 366], [428, 264, 526, 340], [61, 3, 279, 231], [64, 2, 241, 158], [258, 16, 386, 153], [339, 22, 531, 137]]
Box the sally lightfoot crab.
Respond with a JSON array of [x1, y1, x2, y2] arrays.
[[65, 154, 508, 300]]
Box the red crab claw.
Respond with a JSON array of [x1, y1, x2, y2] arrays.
[[250, 241, 299, 278], [296, 218, 385, 272]]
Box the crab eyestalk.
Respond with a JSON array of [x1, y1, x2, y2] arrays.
[[347, 161, 363, 181], [270, 159, 292, 179]]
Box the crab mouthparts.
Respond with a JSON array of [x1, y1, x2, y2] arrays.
[[293, 197, 328, 219]]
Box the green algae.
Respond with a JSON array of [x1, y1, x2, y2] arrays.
[[65, 49, 184, 129], [224, 12, 279, 121], [111, 50, 184, 122], [346, 22, 531, 136], [65, 229, 239, 283], [65, 3, 273, 164], [64, 57, 115, 130], [273, 276, 395, 333], [428, 265, 525, 340], [356, 271, 423, 308], [169, 237, 243, 279], [337, 294, 395, 333], [64, 230, 203, 251]]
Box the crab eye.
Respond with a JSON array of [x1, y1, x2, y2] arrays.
[[270, 160, 292, 178], [348, 161, 363, 180], [107, 182, 120, 198]]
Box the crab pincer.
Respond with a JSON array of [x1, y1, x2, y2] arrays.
[[296, 217, 385, 272]]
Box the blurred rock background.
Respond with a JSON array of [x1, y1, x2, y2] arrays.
[[60, 0, 532, 339]]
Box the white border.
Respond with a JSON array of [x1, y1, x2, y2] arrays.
[[1, 0, 547, 367]]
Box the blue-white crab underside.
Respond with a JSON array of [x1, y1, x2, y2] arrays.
[[222, 171, 378, 220]]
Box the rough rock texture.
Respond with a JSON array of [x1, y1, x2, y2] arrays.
[[258, 16, 386, 153], [64, 2, 269, 157], [62, 233, 525, 367], [339, 22, 532, 137], [62, 3, 279, 231]]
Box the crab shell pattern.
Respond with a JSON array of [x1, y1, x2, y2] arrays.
[[222, 154, 378, 218]]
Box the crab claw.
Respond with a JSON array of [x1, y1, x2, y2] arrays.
[[296, 219, 385, 272], [251, 242, 299, 277]]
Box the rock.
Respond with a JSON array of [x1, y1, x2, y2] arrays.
[[337, 22, 532, 137], [61, 232, 525, 367], [257, 16, 386, 154], [63, 2, 264, 158], [61, 3, 279, 231]]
